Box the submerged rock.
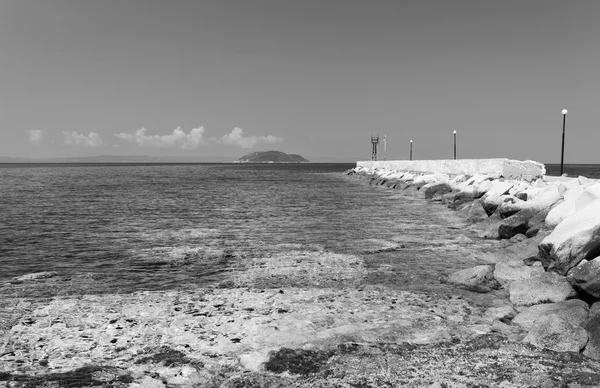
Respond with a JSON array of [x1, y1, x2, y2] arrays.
[[13, 271, 59, 281]]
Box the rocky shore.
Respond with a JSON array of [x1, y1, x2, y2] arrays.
[[3, 166, 600, 387], [348, 165, 600, 359]]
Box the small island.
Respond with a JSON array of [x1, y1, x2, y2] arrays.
[[235, 150, 309, 163]]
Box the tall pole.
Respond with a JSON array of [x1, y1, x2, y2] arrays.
[[410, 140, 413, 160], [560, 109, 568, 175], [453, 131, 457, 160]]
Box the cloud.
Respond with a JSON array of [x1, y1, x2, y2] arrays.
[[27, 129, 43, 145], [62, 131, 103, 147], [216, 127, 283, 149], [114, 127, 206, 149]]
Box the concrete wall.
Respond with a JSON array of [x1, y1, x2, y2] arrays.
[[356, 159, 546, 181]]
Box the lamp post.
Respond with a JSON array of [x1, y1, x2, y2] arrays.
[[560, 109, 568, 175], [453, 131, 457, 160], [410, 140, 413, 160]]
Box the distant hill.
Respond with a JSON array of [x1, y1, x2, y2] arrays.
[[236, 151, 309, 163], [0, 155, 235, 163]]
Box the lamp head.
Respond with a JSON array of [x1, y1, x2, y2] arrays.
[[562, 109, 568, 115], [453, 130, 457, 134], [410, 140, 413, 143]]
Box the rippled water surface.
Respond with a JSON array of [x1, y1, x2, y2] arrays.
[[1, 163, 498, 296]]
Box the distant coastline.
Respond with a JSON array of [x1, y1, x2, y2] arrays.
[[0, 154, 360, 164]]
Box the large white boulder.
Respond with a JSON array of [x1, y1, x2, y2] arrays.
[[400, 172, 415, 182], [482, 180, 514, 199], [538, 198, 600, 275], [575, 182, 600, 209], [545, 185, 585, 228], [413, 174, 438, 188], [498, 185, 563, 218], [456, 174, 491, 192]]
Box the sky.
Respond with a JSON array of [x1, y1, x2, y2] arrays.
[[0, 0, 599, 163]]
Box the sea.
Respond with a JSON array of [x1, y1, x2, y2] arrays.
[[1, 163, 598, 298]]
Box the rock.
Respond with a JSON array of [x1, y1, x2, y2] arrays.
[[400, 172, 415, 182], [493, 230, 550, 263], [480, 181, 515, 214], [471, 212, 502, 239], [508, 272, 578, 307], [431, 191, 445, 202], [576, 182, 600, 209], [419, 182, 452, 199], [592, 302, 600, 315], [400, 185, 420, 197], [457, 200, 488, 224], [498, 185, 563, 219], [524, 206, 553, 237], [498, 209, 537, 239], [497, 206, 551, 240], [583, 313, 600, 360], [566, 256, 600, 299], [448, 174, 468, 189], [13, 271, 59, 281], [538, 199, 600, 275], [475, 180, 494, 196], [494, 260, 545, 287], [138, 376, 166, 388], [413, 174, 438, 189], [523, 314, 588, 353], [441, 192, 458, 204], [545, 185, 585, 227], [509, 234, 527, 243], [239, 351, 269, 372], [446, 265, 500, 293], [485, 305, 518, 323], [447, 197, 475, 210], [484, 180, 514, 199], [454, 186, 481, 200], [508, 181, 531, 197], [513, 299, 589, 330], [384, 179, 401, 188]]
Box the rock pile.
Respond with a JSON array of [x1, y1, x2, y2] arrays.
[[348, 165, 600, 358]]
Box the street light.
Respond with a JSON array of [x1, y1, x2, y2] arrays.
[[560, 109, 568, 175], [453, 131, 457, 160], [410, 140, 413, 160]]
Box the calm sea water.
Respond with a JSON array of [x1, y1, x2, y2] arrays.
[[1, 162, 598, 297], [545, 164, 600, 179]]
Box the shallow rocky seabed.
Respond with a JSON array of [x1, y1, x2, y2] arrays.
[[3, 175, 600, 387]]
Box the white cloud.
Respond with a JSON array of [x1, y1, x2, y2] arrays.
[[27, 129, 43, 145], [216, 127, 283, 149], [62, 131, 103, 147], [114, 127, 206, 149]]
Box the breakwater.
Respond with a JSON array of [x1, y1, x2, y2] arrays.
[[350, 158, 600, 360], [358, 158, 545, 180]]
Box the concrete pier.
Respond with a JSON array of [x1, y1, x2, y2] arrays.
[[356, 159, 545, 181]]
